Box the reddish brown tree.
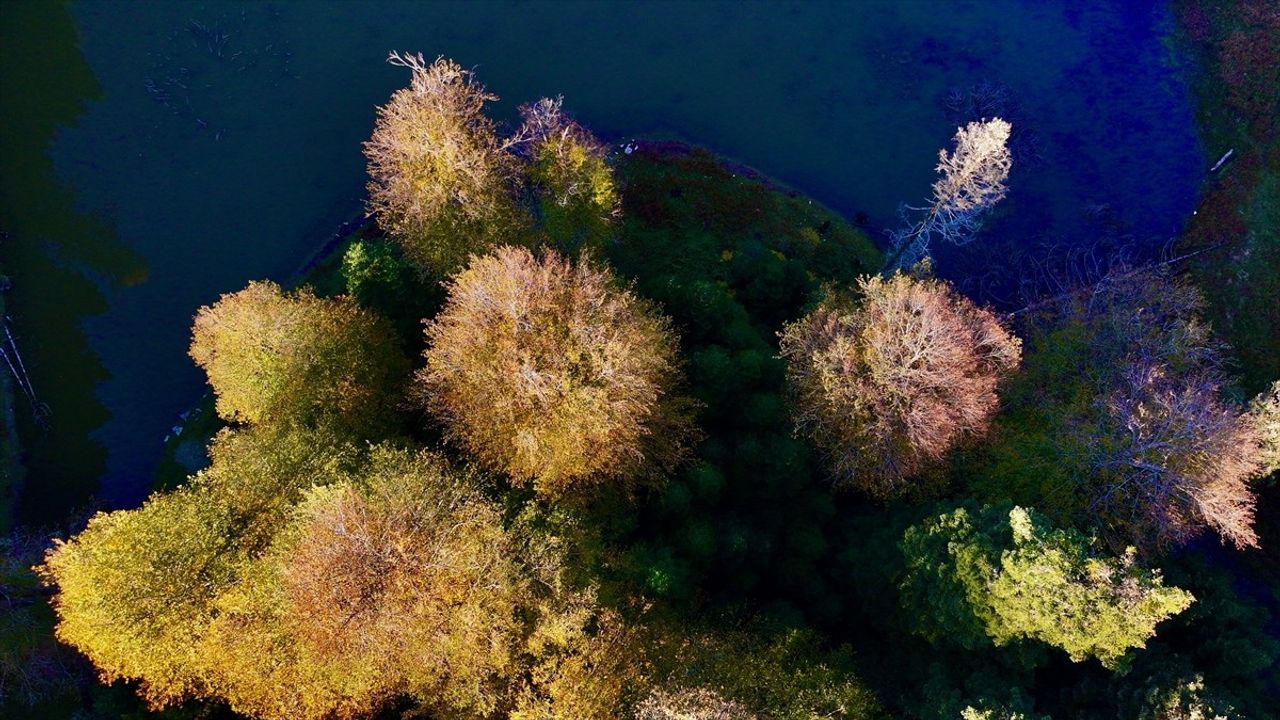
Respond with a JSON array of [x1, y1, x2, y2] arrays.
[[779, 273, 1021, 498]]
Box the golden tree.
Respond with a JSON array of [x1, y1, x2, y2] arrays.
[[197, 447, 530, 720], [38, 425, 352, 709], [189, 281, 407, 435], [365, 52, 528, 274], [780, 273, 1020, 497], [417, 245, 696, 499], [518, 96, 620, 253]]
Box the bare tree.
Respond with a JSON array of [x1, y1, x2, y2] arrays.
[[884, 118, 1013, 273], [1087, 361, 1263, 552]]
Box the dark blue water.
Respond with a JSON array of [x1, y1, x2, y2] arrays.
[[44, 0, 1201, 506]]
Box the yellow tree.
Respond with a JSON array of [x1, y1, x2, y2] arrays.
[[38, 425, 352, 709], [780, 273, 1020, 498], [518, 96, 620, 253], [365, 52, 529, 274], [198, 447, 531, 720], [189, 281, 407, 436], [417, 246, 696, 499]]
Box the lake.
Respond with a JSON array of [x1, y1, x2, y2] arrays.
[[2, 0, 1202, 517]]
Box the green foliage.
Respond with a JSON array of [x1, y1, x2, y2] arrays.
[[597, 148, 883, 617], [900, 503, 1194, 668], [340, 238, 440, 341]]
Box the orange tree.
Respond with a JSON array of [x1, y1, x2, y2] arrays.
[[416, 245, 696, 500]]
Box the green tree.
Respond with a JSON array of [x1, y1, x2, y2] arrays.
[[364, 53, 528, 274], [900, 503, 1193, 668], [341, 238, 440, 339], [417, 246, 697, 499], [189, 280, 407, 436]]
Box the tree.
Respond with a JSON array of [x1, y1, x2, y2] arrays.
[[1086, 361, 1264, 551], [198, 446, 529, 720], [634, 687, 756, 720], [885, 118, 1012, 272], [779, 273, 1020, 498], [417, 245, 696, 499], [650, 622, 882, 720], [189, 280, 407, 436], [899, 504, 1194, 669], [513, 604, 655, 720], [364, 52, 528, 274], [1247, 380, 1280, 476], [37, 426, 352, 709], [518, 96, 620, 253], [976, 268, 1269, 554]]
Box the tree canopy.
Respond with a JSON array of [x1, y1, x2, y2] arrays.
[[780, 272, 1020, 498], [417, 245, 696, 499], [189, 281, 407, 437], [900, 503, 1194, 668], [365, 53, 529, 274]]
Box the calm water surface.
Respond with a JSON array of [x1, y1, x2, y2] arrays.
[[11, 0, 1203, 511]]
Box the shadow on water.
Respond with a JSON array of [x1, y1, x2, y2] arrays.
[[0, 0, 147, 526], [7, 0, 1201, 511]]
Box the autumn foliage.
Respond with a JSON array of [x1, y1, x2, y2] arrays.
[[780, 272, 1020, 497], [189, 281, 407, 435], [417, 245, 695, 498], [518, 96, 620, 253], [198, 447, 529, 720], [364, 53, 527, 274], [1046, 270, 1266, 553]]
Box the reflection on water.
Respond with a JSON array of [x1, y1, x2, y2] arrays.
[[15, 0, 1201, 511], [0, 0, 147, 525]]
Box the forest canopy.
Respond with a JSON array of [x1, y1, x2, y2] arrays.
[[28, 48, 1280, 720]]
